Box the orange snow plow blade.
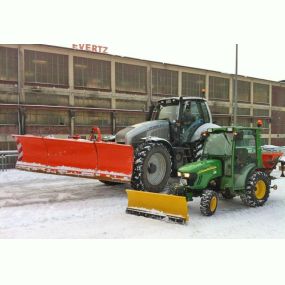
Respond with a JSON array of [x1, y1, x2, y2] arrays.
[[13, 135, 133, 183], [126, 190, 189, 224]]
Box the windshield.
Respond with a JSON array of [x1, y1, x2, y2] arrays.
[[156, 104, 179, 121], [203, 133, 233, 156]]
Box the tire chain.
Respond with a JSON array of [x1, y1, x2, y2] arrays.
[[240, 171, 270, 207], [131, 142, 171, 191], [200, 189, 217, 216]]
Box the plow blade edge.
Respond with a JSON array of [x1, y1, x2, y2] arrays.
[[126, 190, 189, 224]]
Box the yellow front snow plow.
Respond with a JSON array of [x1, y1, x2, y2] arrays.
[[126, 190, 189, 224]]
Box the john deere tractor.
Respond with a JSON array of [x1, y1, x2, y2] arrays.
[[126, 126, 279, 223], [173, 126, 275, 216]]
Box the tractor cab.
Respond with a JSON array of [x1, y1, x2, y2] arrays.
[[151, 97, 211, 145], [201, 127, 262, 191]]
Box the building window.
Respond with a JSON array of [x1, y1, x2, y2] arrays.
[[209, 76, 229, 101], [238, 107, 251, 116], [115, 112, 146, 128], [253, 83, 269, 104], [253, 108, 269, 117], [0, 46, 18, 83], [272, 86, 285, 107], [25, 110, 68, 126], [74, 57, 111, 90], [237, 117, 251, 127], [0, 109, 18, 124], [152, 68, 178, 96], [237, 80, 250, 103], [75, 111, 111, 127], [212, 116, 230, 126], [209, 105, 229, 115], [182, 73, 206, 97], [24, 50, 68, 87], [115, 63, 147, 93], [116, 99, 146, 110]]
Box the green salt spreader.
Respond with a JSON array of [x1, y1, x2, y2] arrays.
[[173, 126, 278, 216]]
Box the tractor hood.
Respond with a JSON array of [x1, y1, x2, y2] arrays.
[[178, 159, 222, 175], [115, 120, 170, 145]]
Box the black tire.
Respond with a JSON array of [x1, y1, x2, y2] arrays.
[[221, 190, 235, 200], [99, 180, 122, 186], [131, 142, 171, 192], [240, 171, 270, 207], [200, 189, 218, 216]]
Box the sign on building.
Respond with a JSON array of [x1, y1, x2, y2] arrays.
[[72, 44, 108, 54]]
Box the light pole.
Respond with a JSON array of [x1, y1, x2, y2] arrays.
[[233, 44, 238, 126]]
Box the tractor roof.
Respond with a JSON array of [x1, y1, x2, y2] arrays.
[[209, 126, 260, 133]]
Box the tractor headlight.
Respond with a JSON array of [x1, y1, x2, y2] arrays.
[[178, 172, 191, 178]]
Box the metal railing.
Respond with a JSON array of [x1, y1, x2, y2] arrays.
[[0, 150, 18, 171]]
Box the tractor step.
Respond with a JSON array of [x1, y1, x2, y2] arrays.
[[126, 189, 189, 224]]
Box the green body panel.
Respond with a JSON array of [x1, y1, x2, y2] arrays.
[[256, 128, 263, 168], [220, 163, 256, 191], [178, 159, 222, 190]]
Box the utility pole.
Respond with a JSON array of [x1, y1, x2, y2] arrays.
[[233, 44, 238, 125]]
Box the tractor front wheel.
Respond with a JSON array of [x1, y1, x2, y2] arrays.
[[200, 189, 218, 216], [241, 171, 270, 207], [131, 142, 171, 193]]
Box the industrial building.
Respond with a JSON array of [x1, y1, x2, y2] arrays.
[[1, 44, 285, 152]]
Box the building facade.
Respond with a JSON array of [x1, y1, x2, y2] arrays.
[[0, 44, 285, 150]]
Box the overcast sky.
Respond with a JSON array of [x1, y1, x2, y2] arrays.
[[1, 0, 285, 81]]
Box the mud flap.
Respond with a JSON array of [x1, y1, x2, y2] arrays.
[[126, 189, 189, 224]]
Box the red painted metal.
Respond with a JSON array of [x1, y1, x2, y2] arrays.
[[88, 127, 102, 141], [13, 134, 133, 182], [262, 152, 283, 169]]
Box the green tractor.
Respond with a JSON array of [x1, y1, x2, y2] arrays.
[[174, 126, 275, 216], [126, 126, 280, 223]]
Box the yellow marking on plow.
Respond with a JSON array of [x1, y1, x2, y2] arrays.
[[126, 189, 189, 223]]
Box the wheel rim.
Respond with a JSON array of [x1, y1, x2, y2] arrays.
[[146, 153, 166, 186], [210, 196, 217, 212], [255, 180, 266, 199]]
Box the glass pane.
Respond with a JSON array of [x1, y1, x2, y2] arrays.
[[182, 72, 206, 97], [209, 76, 229, 101], [24, 50, 68, 86], [0, 47, 18, 82], [115, 63, 146, 93], [234, 129, 257, 188], [74, 57, 111, 90], [253, 83, 269, 104], [237, 80, 250, 103], [152, 68, 178, 96], [203, 133, 233, 156]]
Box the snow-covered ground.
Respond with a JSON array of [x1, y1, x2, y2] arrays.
[[0, 169, 284, 238]]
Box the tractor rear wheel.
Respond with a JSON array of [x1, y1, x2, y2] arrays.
[[131, 142, 171, 193], [200, 189, 218, 216], [240, 171, 270, 207]]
